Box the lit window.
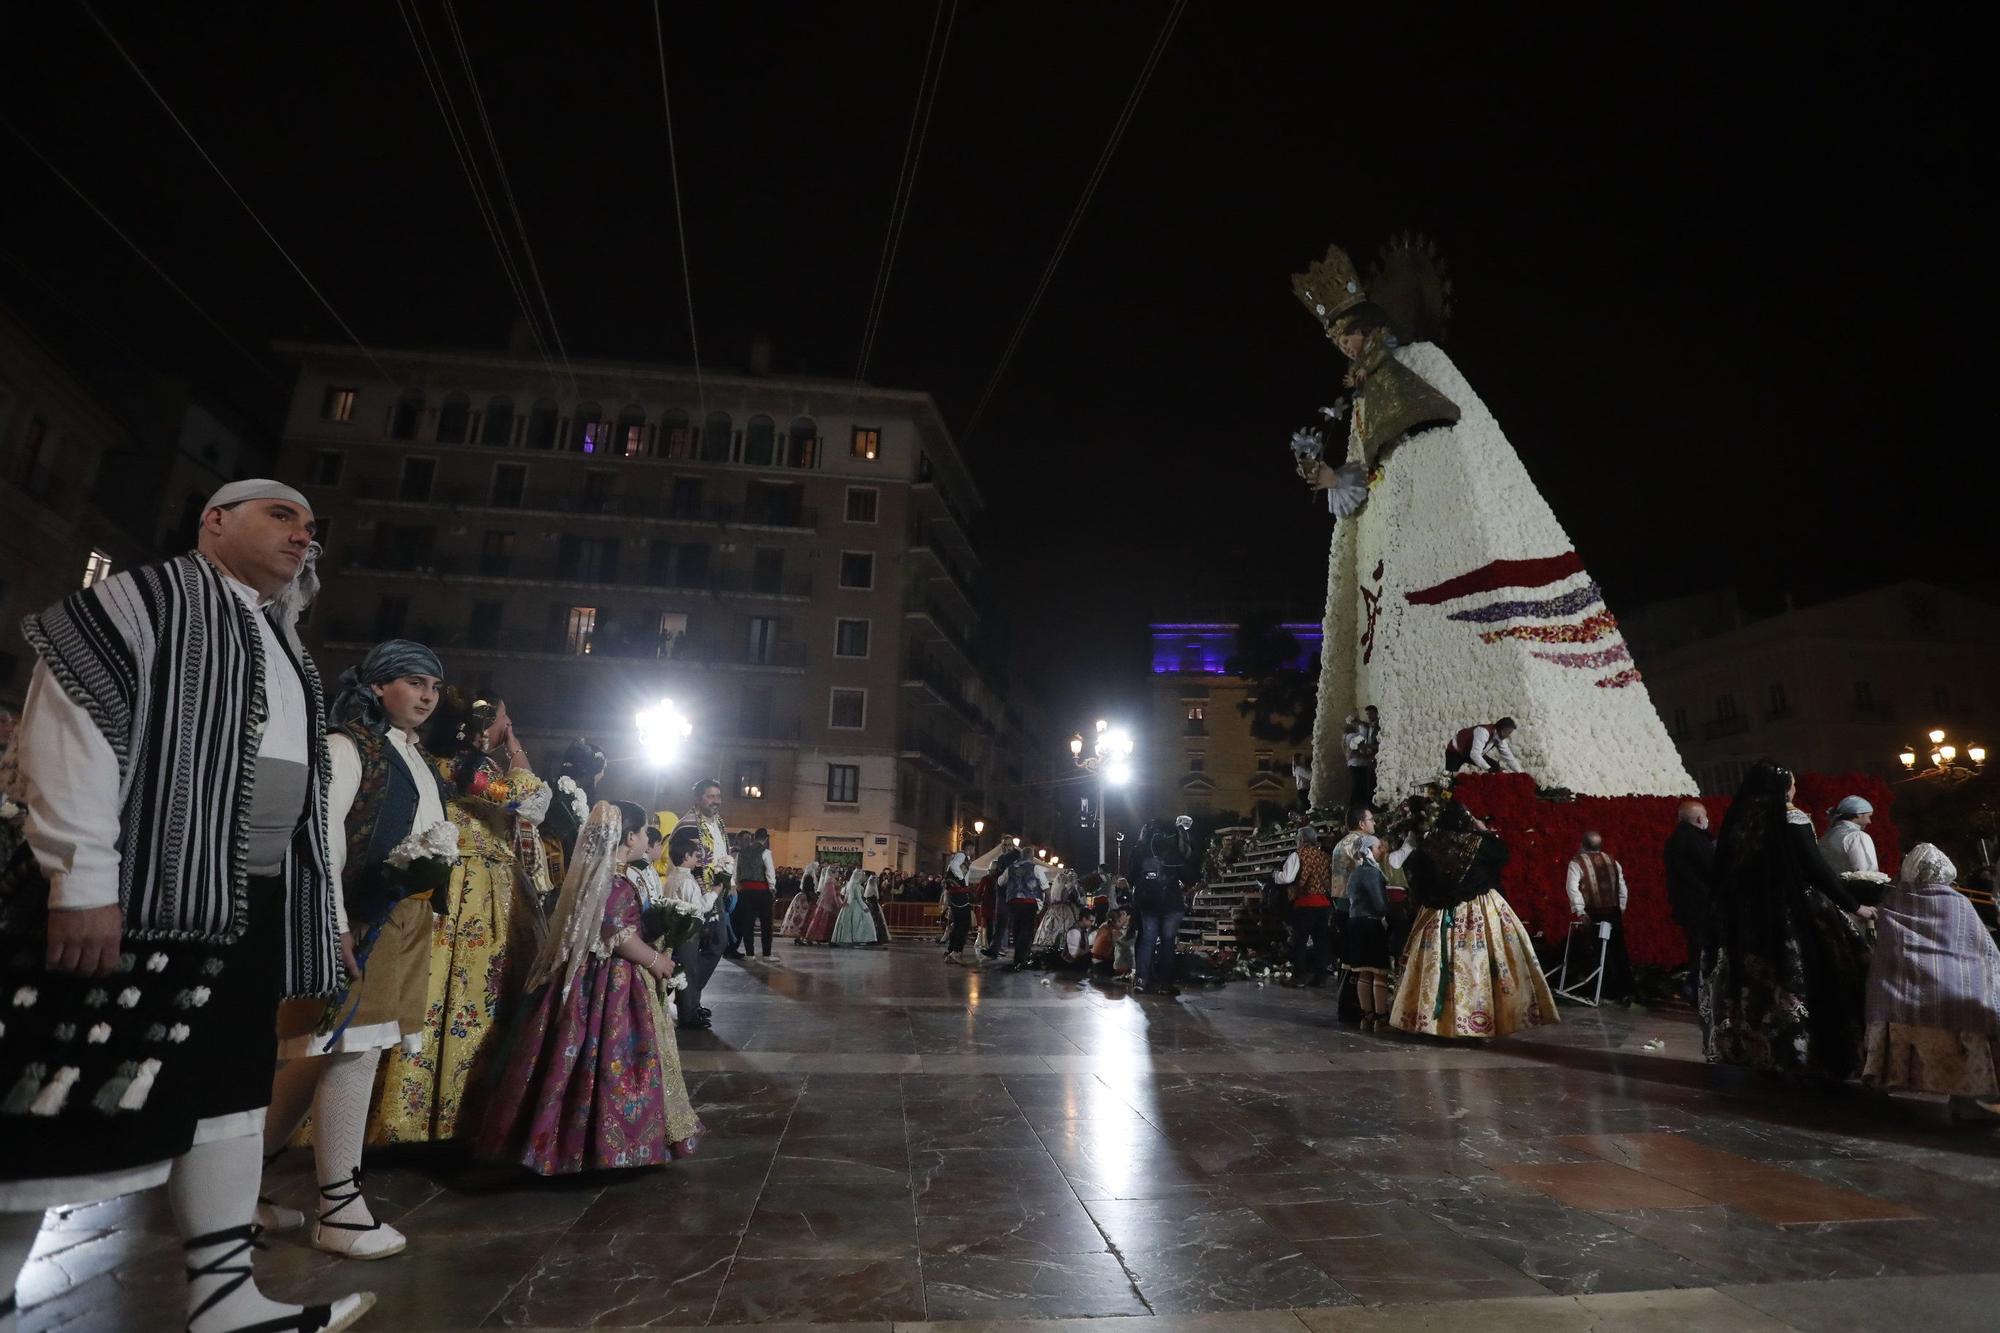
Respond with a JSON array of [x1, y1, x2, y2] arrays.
[[321, 386, 357, 422], [850, 427, 880, 461], [830, 688, 866, 729], [565, 606, 597, 655], [624, 424, 647, 457], [81, 549, 114, 589], [737, 761, 767, 800], [827, 763, 861, 804], [845, 488, 878, 523]]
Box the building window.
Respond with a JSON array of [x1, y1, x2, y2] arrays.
[[789, 416, 819, 469], [1672, 706, 1691, 739], [468, 600, 502, 648], [850, 427, 880, 461], [491, 463, 527, 508], [752, 548, 785, 594], [1854, 681, 1875, 713], [581, 470, 615, 513], [373, 595, 408, 638], [617, 405, 647, 458], [481, 396, 514, 446], [830, 688, 866, 730], [1185, 705, 1206, 736], [827, 763, 861, 804], [746, 616, 777, 665], [321, 386, 357, 422], [669, 476, 703, 519], [557, 534, 619, 583], [673, 543, 710, 588], [400, 456, 435, 502], [844, 488, 879, 524], [565, 606, 597, 655], [437, 392, 471, 444], [737, 761, 767, 800], [81, 549, 114, 589], [839, 551, 875, 590], [390, 391, 424, 441], [739, 685, 774, 737], [661, 411, 693, 459], [835, 618, 870, 658], [701, 411, 733, 463], [1187, 752, 1205, 774], [1256, 751, 1274, 772], [656, 611, 688, 658], [525, 400, 558, 449], [1767, 682, 1790, 717], [479, 530, 515, 576], [1715, 694, 1740, 720], [745, 414, 776, 466], [309, 450, 344, 486]]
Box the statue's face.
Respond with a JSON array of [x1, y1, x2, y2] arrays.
[[1334, 327, 1367, 359]]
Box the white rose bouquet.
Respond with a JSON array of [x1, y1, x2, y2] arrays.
[[384, 819, 462, 898]]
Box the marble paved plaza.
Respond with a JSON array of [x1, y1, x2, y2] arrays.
[[16, 941, 2000, 1330]]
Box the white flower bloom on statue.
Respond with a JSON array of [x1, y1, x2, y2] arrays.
[[116, 988, 141, 1009], [87, 1023, 112, 1044], [168, 1023, 191, 1044], [145, 953, 169, 973], [83, 988, 109, 1008], [10, 986, 35, 1008]]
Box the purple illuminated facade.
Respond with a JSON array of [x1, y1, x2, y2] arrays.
[[1150, 623, 1322, 676]]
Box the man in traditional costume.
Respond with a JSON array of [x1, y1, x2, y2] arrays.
[[266, 639, 448, 1261], [1564, 831, 1634, 1001], [1663, 800, 1715, 1003], [941, 849, 975, 964], [1819, 796, 1880, 877], [1444, 719, 1523, 775], [0, 481, 373, 1332], [1344, 707, 1380, 809], [676, 780, 730, 1023]]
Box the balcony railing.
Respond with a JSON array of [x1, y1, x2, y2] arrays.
[[336, 553, 812, 599], [353, 478, 817, 530], [906, 596, 976, 662], [902, 651, 990, 731], [907, 519, 979, 604], [319, 620, 806, 669], [1701, 714, 1751, 740], [899, 726, 974, 783]]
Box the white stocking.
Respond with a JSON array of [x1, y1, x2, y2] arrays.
[[264, 1056, 323, 1155], [312, 1050, 381, 1226], [168, 1124, 310, 1333], [0, 1211, 42, 1330]]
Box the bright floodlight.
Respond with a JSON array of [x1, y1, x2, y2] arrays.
[[634, 697, 693, 766], [1105, 757, 1133, 786], [1102, 727, 1134, 759]]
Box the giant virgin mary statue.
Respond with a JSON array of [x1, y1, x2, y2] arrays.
[[1293, 243, 1693, 800]]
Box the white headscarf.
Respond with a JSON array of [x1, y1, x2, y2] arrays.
[[529, 801, 630, 997], [1899, 842, 1957, 888], [1832, 795, 1874, 821]]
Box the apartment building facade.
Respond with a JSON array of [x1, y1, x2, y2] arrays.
[[274, 341, 1027, 874]]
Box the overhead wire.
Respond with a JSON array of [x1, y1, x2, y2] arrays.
[[960, 0, 1187, 444], [650, 0, 705, 422], [71, 0, 396, 385], [0, 113, 283, 386], [440, 0, 576, 394], [392, 0, 562, 389], [851, 0, 957, 395]]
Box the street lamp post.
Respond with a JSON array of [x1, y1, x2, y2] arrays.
[[1070, 719, 1135, 873], [635, 697, 695, 808], [1898, 727, 1987, 784]]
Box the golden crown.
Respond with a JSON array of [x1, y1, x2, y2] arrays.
[[1291, 244, 1369, 334]]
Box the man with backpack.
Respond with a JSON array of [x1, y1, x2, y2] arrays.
[[1133, 816, 1194, 996]]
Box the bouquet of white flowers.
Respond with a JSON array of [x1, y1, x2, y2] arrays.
[[384, 820, 462, 898], [641, 897, 706, 954]]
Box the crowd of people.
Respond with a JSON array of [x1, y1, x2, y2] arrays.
[[0, 481, 752, 1332]]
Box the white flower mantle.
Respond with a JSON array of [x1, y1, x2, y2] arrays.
[[1310, 343, 1695, 799]]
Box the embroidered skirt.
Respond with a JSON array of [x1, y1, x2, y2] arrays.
[[0, 877, 287, 1208], [1389, 891, 1557, 1039]]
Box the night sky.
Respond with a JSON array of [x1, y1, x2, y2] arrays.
[[3, 3, 1989, 719]]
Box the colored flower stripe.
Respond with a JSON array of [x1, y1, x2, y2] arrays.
[[1530, 643, 1631, 670], [1447, 582, 1602, 624], [1480, 610, 1620, 645], [1594, 668, 1643, 689], [1404, 552, 1586, 606]]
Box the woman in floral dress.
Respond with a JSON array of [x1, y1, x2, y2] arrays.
[[780, 861, 820, 940], [803, 861, 849, 944], [832, 868, 878, 945], [476, 800, 701, 1173], [1388, 800, 1557, 1039], [371, 695, 551, 1143]]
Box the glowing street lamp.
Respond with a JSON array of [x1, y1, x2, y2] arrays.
[[1071, 718, 1138, 871], [634, 697, 693, 767], [1899, 728, 1986, 784]]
